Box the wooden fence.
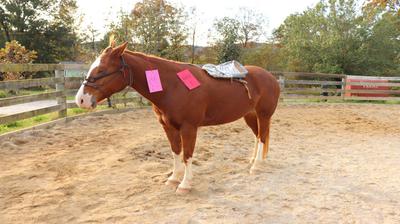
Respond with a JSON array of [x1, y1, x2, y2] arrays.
[[0, 64, 142, 125], [272, 72, 400, 102], [1, 64, 399, 125]]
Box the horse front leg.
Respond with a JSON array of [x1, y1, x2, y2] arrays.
[[176, 124, 198, 195], [162, 124, 184, 187]]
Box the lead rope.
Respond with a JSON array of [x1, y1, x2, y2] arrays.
[[107, 97, 112, 107]]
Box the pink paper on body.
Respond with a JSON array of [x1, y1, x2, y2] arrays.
[[177, 69, 200, 90], [145, 70, 163, 93]]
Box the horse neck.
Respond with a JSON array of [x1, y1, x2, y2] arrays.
[[124, 52, 170, 106]]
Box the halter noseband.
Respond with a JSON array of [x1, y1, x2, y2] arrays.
[[83, 56, 133, 97]]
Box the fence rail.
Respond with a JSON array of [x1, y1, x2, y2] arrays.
[[284, 80, 343, 86], [0, 91, 63, 107], [0, 77, 63, 89], [0, 63, 89, 72], [0, 63, 142, 125], [272, 71, 400, 102], [271, 71, 346, 78], [345, 82, 400, 87], [0, 105, 63, 124], [1, 64, 400, 126]]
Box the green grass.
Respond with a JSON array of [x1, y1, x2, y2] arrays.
[[69, 107, 86, 115], [5, 122, 19, 128], [0, 113, 56, 134], [0, 106, 110, 135], [32, 115, 47, 122], [0, 90, 7, 98]]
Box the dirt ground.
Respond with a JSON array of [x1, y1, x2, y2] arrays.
[[0, 103, 399, 224]]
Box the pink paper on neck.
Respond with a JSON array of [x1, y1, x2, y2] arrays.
[[145, 69, 163, 93], [177, 69, 200, 90]]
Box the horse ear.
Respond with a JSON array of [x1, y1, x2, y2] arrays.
[[111, 42, 128, 57], [109, 34, 116, 48]]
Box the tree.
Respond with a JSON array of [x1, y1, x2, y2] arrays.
[[237, 7, 266, 48], [0, 6, 11, 42], [163, 11, 188, 61], [45, 0, 81, 62], [130, 0, 187, 59], [188, 7, 198, 63], [108, 9, 133, 45], [0, 0, 81, 63], [75, 23, 101, 62], [364, 0, 400, 15], [195, 46, 219, 65], [240, 43, 284, 71], [85, 23, 100, 52], [274, 0, 399, 76], [209, 8, 267, 64], [213, 17, 242, 63], [360, 12, 400, 75], [0, 40, 37, 80], [274, 2, 330, 72]]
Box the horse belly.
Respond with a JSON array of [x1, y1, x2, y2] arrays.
[[201, 96, 253, 126]]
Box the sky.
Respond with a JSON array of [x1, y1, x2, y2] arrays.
[[77, 0, 320, 46]]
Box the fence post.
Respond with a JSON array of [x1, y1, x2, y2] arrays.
[[55, 68, 67, 118], [341, 76, 346, 101], [279, 75, 285, 102]]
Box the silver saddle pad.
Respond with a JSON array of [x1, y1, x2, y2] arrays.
[[202, 60, 248, 79]]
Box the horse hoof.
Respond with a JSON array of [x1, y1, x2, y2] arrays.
[[176, 187, 191, 195], [250, 161, 264, 174], [165, 179, 180, 187], [250, 167, 262, 174]]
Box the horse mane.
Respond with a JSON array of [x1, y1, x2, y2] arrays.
[[123, 50, 195, 67]]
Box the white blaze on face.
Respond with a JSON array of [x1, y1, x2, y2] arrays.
[[86, 57, 101, 78], [75, 57, 101, 109]]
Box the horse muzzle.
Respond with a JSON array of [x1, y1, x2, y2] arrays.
[[75, 86, 97, 109]]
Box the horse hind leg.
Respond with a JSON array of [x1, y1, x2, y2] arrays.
[[262, 121, 271, 160], [250, 116, 271, 173], [258, 117, 271, 160], [244, 112, 259, 163]]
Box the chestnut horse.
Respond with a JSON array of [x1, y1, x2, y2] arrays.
[[75, 42, 280, 194]]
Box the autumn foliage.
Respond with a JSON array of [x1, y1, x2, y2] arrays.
[[0, 40, 37, 80]]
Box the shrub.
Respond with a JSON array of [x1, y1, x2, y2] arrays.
[[0, 40, 37, 80]]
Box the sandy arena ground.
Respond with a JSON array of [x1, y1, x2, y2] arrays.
[[0, 103, 399, 223]]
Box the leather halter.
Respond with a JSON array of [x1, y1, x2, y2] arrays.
[[83, 55, 133, 97]]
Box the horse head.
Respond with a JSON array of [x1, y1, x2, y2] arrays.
[[75, 42, 130, 109]]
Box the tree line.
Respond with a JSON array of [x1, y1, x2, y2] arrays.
[[0, 0, 81, 63], [0, 0, 399, 77]]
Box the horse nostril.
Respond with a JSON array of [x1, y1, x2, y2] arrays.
[[80, 99, 84, 104]]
